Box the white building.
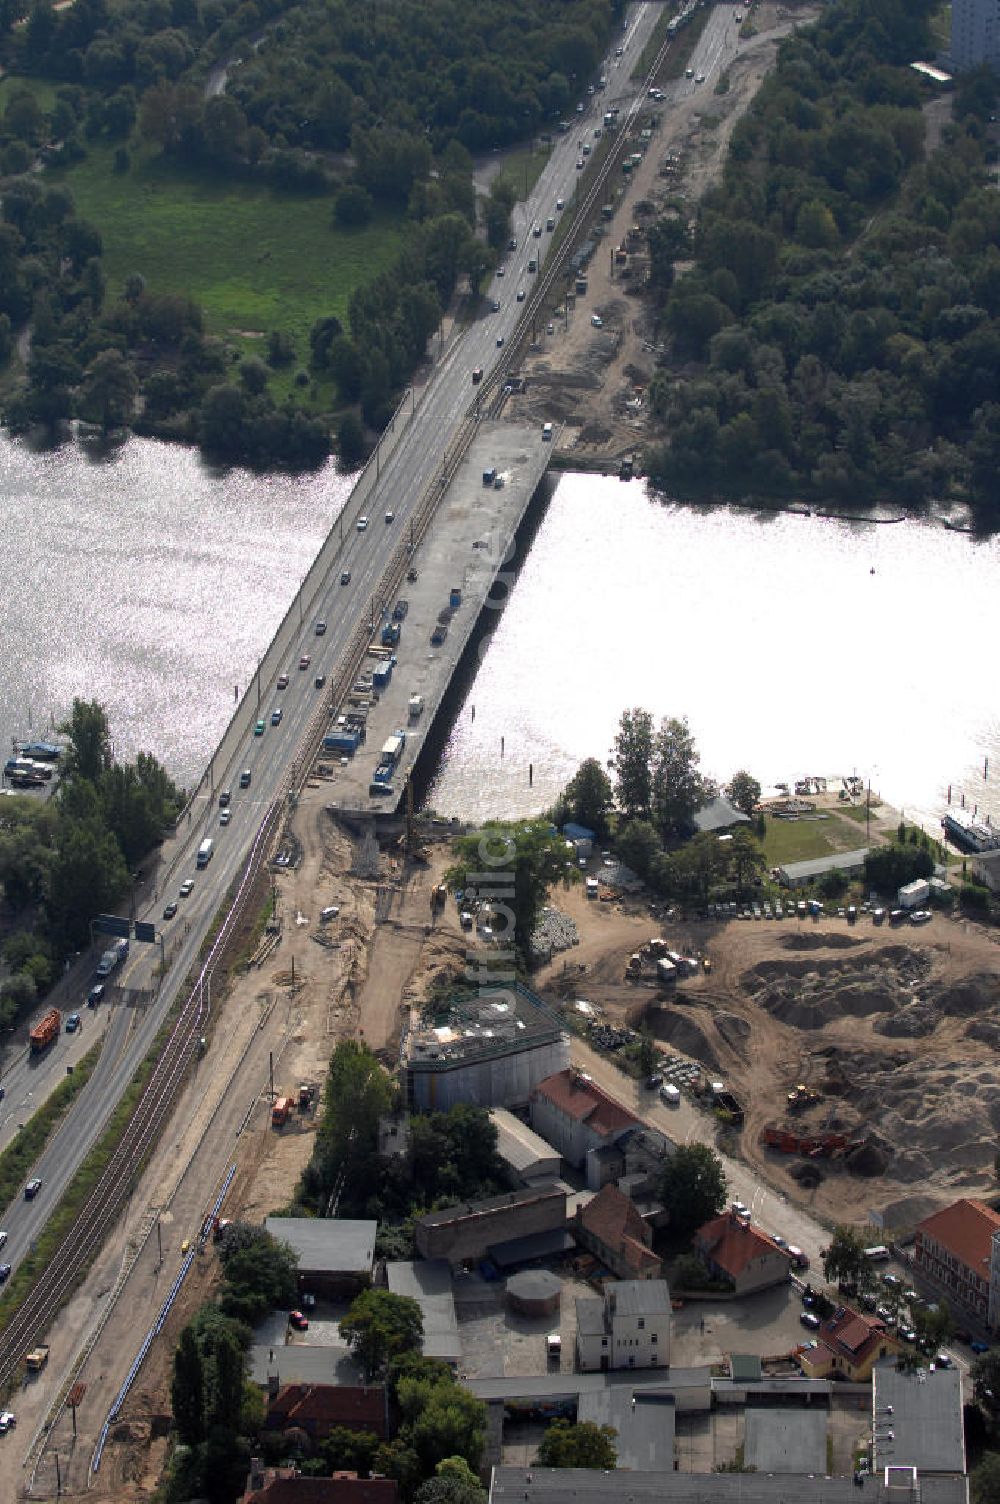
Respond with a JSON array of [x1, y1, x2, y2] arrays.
[[576, 1279, 671, 1372], [951, 0, 1000, 71]]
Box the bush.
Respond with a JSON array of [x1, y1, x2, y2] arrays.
[[334, 184, 374, 228]]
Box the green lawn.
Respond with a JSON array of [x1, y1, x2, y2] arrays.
[[494, 144, 551, 202], [53, 142, 405, 380], [762, 811, 873, 867], [0, 75, 59, 113]]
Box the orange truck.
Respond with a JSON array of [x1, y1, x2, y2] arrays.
[[30, 1009, 61, 1053], [271, 1097, 293, 1128]]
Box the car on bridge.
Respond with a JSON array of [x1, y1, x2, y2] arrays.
[[87, 984, 105, 1007], [357, 516, 369, 531], [240, 769, 252, 788], [315, 620, 326, 635], [66, 1013, 80, 1033], [163, 901, 177, 919], [0, 1266, 10, 1284], [180, 879, 194, 897], [24, 1178, 42, 1200], [341, 570, 351, 585], [220, 809, 231, 826], [299, 654, 311, 670], [254, 719, 265, 736], [385, 510, 395, 523], [314, 673, 326, 688], [271, 708, 283, 726], [517, 288, 525, 302], [277, 673, 289, 690], [0, 1410, 16, 1432]]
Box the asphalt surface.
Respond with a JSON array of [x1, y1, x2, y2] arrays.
[[0, 1, 742, 1298]]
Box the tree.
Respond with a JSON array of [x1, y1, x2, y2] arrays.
[[217, 1226, 298, 1325], [657, 1143, 727, 1238], [447, 819, 579, 970], [536, 1419, 617, 1470], [822, 1226, 875, 1292], [60, 698, 112, 784], [340, 1289, 423, 1381], [972, 1350, 1000, 1425], [652, 716, 706, 839], [171, 1324, 204, 1446], [726, 827, 765, 894], [335, 184, 374, 228], [726, 771, 761, 819], [398, 1375, 486, 1472], [611, 707, 654, 821], [337, 412, 367, 468], [913, 1298, 952, 1355], [972, 1453, 1000, 1504], [615, 819, 661, 880], [563, 758, 614, 838]]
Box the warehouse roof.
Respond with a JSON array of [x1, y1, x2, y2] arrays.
[[778, 849, 870, 883], [488, 1468, 967, 1504], [490, 1108, 560, 1175], [873, 1364, 966, 1474], [264, 1218, 376, 1276], [386, 1260, 462, 1364], [744, 1408, 828, 1474]]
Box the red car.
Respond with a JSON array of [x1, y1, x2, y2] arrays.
[[289, 1310, 309, 1331], [298, 654, 311, 670], [277, 674, 289, 690]]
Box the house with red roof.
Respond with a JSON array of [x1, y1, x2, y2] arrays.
[[530, 1070, 640, 1185], [798, 1301, 902, 1382], [266, 1385, 387, 1443], [243, 1468, 397, 1504], [915, 1198, 1000, 1326], [575, 1184, 662, 1280], [692, 1212, 790, 1296]]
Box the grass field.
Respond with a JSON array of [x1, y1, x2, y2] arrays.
[[762, 811, 872, 868], [0, 75, 59, 113], [493, 144, 551, 202], [53, 142, 406, 384]]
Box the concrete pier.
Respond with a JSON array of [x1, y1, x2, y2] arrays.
[[322, 420, 554, 814]]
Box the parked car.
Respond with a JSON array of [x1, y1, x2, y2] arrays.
[[800, 1311, 821, 1330], [289, 1310, 309, 1331], [65, 1013, 80, 1033], [24, 1178, 42, 1200]]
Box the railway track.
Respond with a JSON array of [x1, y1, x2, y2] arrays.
[[0, 799, 282, 1391]]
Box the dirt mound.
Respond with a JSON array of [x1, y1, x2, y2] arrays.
[[741, 945, 935, 1032], [874, 1003, 939, 1038], [966, 1018, 1000, 1047], [650, 1010, 720, 1070], [846, 1139, 890, 1177], [780, 931, 863, 952], [933, 973, 1000, 1016], [714, 1012, 751, 1050]]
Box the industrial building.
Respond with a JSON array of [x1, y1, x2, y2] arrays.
[[264, 1218, 376, 1299], [405, 983, 570, 1111], [386, 1259, 462, 1364], [950, 0, 1000, 71], [530, 1069, 640, 1180], [490, 1107, 562, 1184], [414, 1184, 567, 1265], [777, 848, 869, 888]]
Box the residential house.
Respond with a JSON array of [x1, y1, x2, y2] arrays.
[[971, 849, 1000, 893], [575, 1183, 662, 1280], [530, 1069, 640, 1186], [799, 1302, 902, 1382], [915, 1198, 1000, 1327], [576, 1278, 671, 1372], [693, 1213, 790, 1296], [265, 1386, 387, 1444], [243, 1468, 397, 1504]]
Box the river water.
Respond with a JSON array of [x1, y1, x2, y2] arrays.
[[2, 436, 997, 833], [424, 473, 1000, 835], [0, 432, 348, 790]]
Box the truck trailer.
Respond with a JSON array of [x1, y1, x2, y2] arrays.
[[29, 1009, 61, 1052]]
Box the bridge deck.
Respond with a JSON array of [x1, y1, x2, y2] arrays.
[[322, 420, 553, 814]]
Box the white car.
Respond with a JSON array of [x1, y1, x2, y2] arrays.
[[556, 197, 564, 210], [517, 288, 526, 302], [356, 515, 369, 531], [591, 314, 603, 328], [179, 879, 194, 897], [0, 1412, 15, 1434], [384, 510, 395, 523]]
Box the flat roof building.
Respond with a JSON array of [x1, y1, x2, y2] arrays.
[[873, 1366, 966, 1476], [405, 984, 570, 1111], [264, 1217, 376, 1299], [385, 1260, 462, 1364], [951, 0, 1000, 71], [744, 1408, 828, 1474], [778, 848, 870, 888]]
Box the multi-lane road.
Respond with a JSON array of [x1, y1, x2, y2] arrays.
[[0, 0, 746, 1328]]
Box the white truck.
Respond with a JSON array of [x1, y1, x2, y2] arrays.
[[898, 878, 930, 910]]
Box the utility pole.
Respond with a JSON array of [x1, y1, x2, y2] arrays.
[[269, 1051, 274, 1102]]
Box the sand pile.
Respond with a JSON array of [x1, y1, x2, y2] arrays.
[[714, 1012, 751, 1050], [651, 1010, 720, 1070], [741, 946, 935, 1031]]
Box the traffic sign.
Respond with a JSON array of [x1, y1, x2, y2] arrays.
[[134, 921, 156, 944]]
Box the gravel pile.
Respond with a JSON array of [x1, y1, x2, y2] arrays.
[[531, 907, 579, 963]]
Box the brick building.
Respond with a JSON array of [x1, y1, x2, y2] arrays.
[[799, 1302, 902, 1382], [692, 1213, 789, 1297], [915, 1198, 1000, 1326], [414, 1184, 567, 1265], [574, 1184, 661, 1279], [530, 1070, 640, 1184], [265, 1385, 387, 1443]]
